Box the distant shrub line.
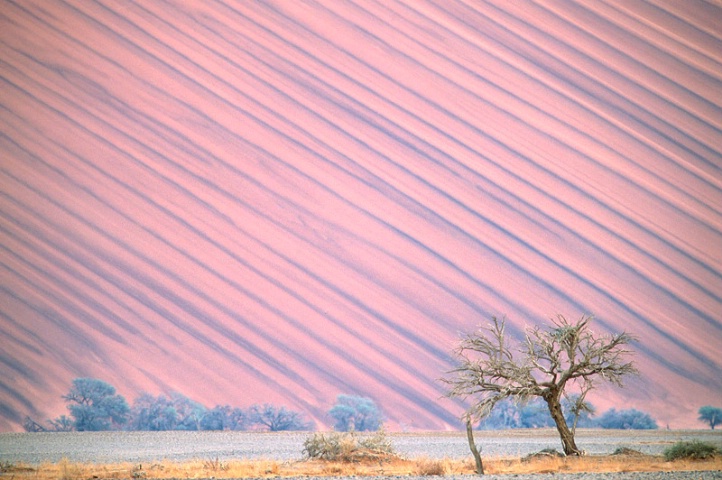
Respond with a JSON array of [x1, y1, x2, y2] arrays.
[[26, 378, 715, 434], [477, 398, 659, 431], [25, 387, 312, 432], [24, 378, 383, 433]]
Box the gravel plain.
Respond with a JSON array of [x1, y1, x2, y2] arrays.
[[1, 429, 720, 479]]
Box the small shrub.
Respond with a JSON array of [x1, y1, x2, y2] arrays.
[[303, 429, 395, 462], [202, 457, 229, 471], [612, 447, 645, 456], [321, 463, 345, 475], [59, 458, 82, 480], [414, 457, 447, 476], [664, 440, 719, 461], [357, 428, 394, 455], [303, 432, 344, 460], [522, 448, 564, 462]]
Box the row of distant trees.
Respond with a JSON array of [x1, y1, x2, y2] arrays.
[[24, 378, 384, 433], [477, 397, 658, 430], [477, 399, 722, 431], [24, 377, 720, 434]]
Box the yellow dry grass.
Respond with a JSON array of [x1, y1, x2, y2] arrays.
[[2, 454, 721, 479], [484, 453, 722, 475]]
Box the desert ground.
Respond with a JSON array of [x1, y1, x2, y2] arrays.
[[1, 429, 720, 479], [3, 428, 722, 463]]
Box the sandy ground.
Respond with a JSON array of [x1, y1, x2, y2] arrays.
[[1, 429, 720, 464]]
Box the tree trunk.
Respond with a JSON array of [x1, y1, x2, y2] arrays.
[[465, 416, 484, 474], [546, 397, 581, 456]]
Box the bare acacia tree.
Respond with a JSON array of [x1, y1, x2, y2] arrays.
[[443, 314, 637, 456]]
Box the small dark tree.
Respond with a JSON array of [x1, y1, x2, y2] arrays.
[[328, 394, 383, 432], [443, 315, 637, 456], [200, 405, 250, 431], [48, 415, 74, 432], [22, 416, 47, 432], [563, 394, 596, 433], [250, 404, 312, 431], [22, 414, 74, 432], [129, 393, 180, 431], [698, 406, 722, 430], [200, 406, 228, 431], [225, 406, 251, 431], [128, 392, 207, 430], [168, 392, 206, 430], [63, 378, 129, 431], [596, 408, 657, 429]]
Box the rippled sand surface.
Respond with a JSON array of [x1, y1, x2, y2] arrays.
[[1, 1, 721, 431]]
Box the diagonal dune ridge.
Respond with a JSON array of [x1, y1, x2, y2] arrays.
[[1, 0, 720, 431]]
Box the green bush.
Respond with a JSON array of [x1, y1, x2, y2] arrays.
[[303, 429, 395, 461], [663, 440, 719, 461]]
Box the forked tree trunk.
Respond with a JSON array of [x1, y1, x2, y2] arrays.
[[465, 416, 484, 474], [546, 397, 581, 456]]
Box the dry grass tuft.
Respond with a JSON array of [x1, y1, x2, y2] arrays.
[[413, 457, 448, 476]]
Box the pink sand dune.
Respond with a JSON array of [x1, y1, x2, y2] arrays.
[[1, 0, 720, 431]]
